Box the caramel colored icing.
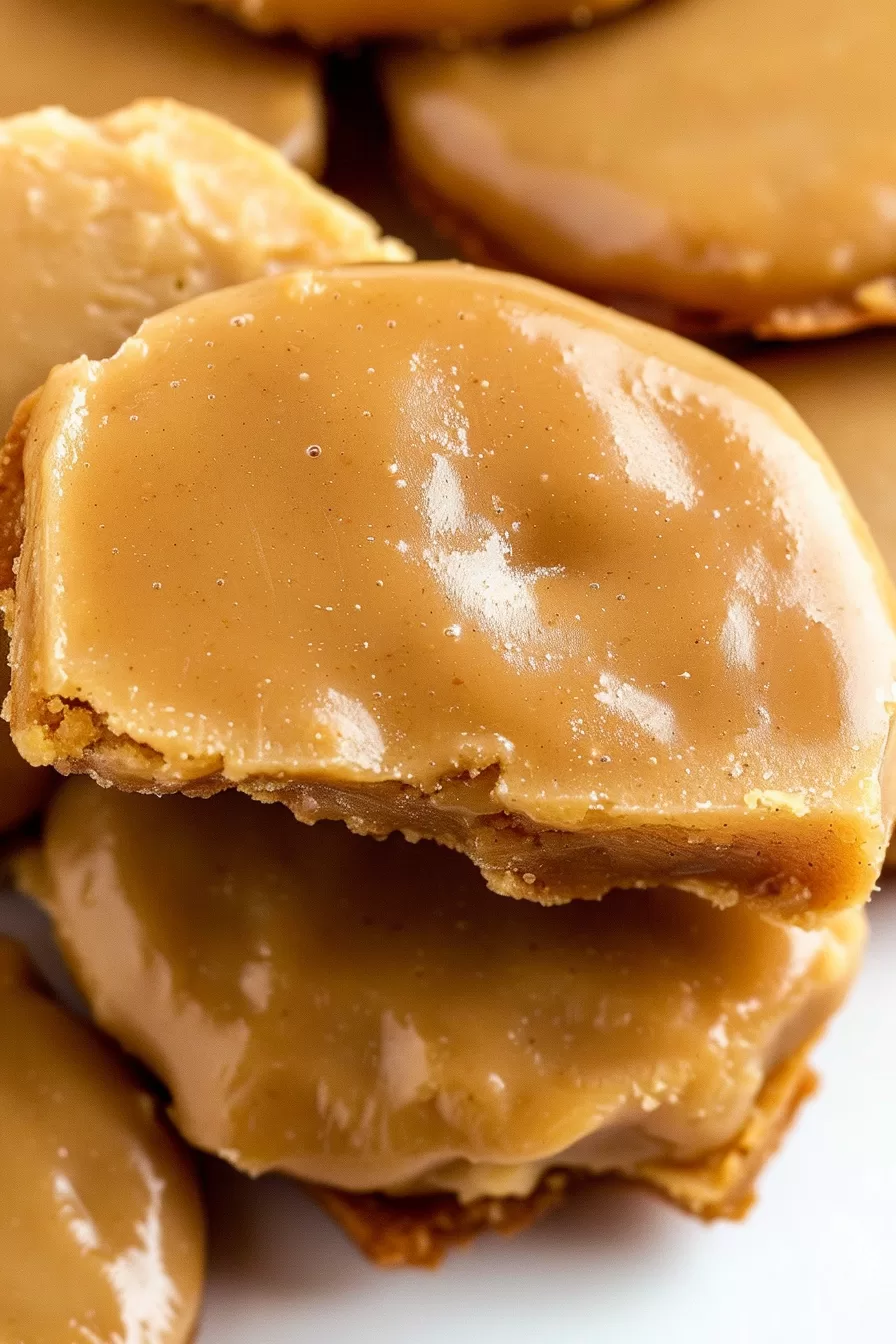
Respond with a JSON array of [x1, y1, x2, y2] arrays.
[[0, 98, 409, 435], [0, 632, 53, 832], [0, 0, 324, 172], [197, 0, 641, 44], [742, 334, 896, 583], [741, 333, 896, 871], [8, 263, 896, 916], [36, 781, 863, 1200], [0, 937, 204, 1343], [0, 100, 407, 832], [383, 0, 896, 336]]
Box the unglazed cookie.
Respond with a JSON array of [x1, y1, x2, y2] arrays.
[[32, 781, 863, 1260], [0, 937, 204, 1341], [0, 98, 407, 833], [0, 0, 324, 171], [4, 263, 895, 917], [383, 0, 896, 336], [194, 0, 643, 45]]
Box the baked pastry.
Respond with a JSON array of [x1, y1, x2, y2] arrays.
[[0, 99, 409, 435], [0, 0, 324, 172], [383, 0, 896, 337], [0, 936, 204, 1337], [4, 263, 894, 917], [29, 780, 863, 1265], [0, 99, 408, 834], [193, 0, 643, 46]]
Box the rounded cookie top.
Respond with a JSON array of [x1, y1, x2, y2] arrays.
[[383, 0, 896, 335], [0, 937, 204, 1344], [10, 261, 896, 913]]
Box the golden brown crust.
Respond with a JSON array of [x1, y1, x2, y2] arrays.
[[0, 390, 37, 598], [11, 721, 874, 923], [394, 159, 896, 341], [309, 1049, 818, 1267], [309, 1173, 572, 1268]]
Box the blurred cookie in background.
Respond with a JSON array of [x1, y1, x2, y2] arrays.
[[191, 0, 644, 45], [383, 0, 896, 337], [0, 0, 324, 171]]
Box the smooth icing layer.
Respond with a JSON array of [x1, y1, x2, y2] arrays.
[[7, 262, 896, 915], [742, 333, 896, 581], [0, 937, 204, 1343], [0, 98, 407, 831], [36, 782, 863, 1201], [383, 0, 896, 335], [0, 98, 408, 434]]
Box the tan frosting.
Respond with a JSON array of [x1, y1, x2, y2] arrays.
[[0, 99, 408, 833], [0, 99, 409, 436], [740, 333, 896, 869], [383, 0, 896, 336], [742, 334, 896, 582], [196, 0, 641, 44], [0, 0, 324, 172], [8, 262, 896, 916], [35, 780, 863, 1200], [0, 937, 204, 1343]]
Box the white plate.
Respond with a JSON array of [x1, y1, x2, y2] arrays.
[[4, 880, 895, 1343]]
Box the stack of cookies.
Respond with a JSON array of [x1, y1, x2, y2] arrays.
[[0, 2, 894, 1339]]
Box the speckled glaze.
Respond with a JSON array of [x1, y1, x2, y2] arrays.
[[8, 263, 896, 912]]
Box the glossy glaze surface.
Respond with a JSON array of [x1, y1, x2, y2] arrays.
[[0, 0, 323, 171], [0, 937, 204, 1343], [199, 0, 640, 44], [384, 0, 896, 331], [742, 334, 896, 580], [0, 99, 408, 434], [38, 782, 863, 1199], [8, 263, 896, 911]]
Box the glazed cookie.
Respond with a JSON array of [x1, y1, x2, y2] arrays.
[[194, 0, 643, 45], [383, 0, 896, 336], [0, 0, 324, 171], [0, 937, 204, 1341], [0, 97, 408, 834], [4, 263, 895, 916], [33, 782, 863, 1263]]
